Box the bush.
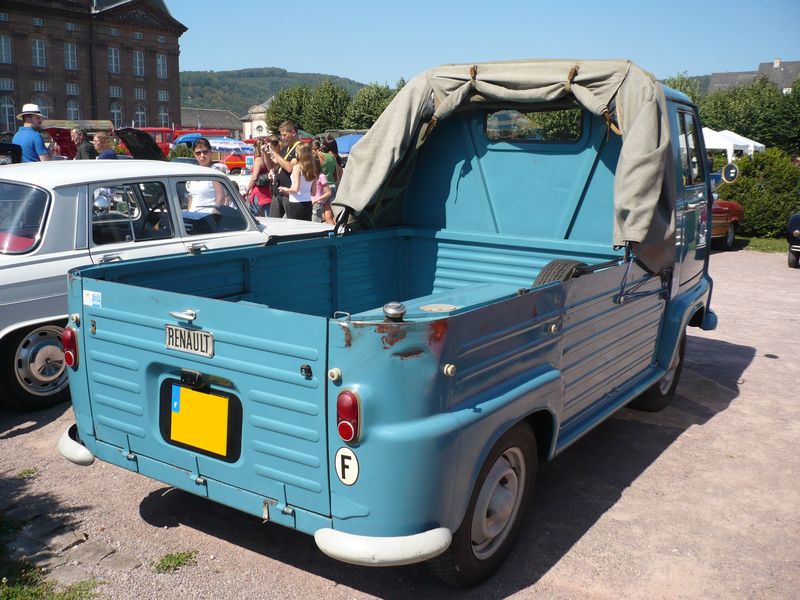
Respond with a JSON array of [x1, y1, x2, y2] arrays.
[[716, 148, 800, 237], [169, 144, 194, 160]]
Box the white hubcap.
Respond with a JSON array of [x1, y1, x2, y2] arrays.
[[471, 447, 525, 560], [14, 326, 68, 396]]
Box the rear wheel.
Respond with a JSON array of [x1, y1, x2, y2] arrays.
[[788, 249, 800, 268], [533, 259, 587, 286], [429, 423, 536, 587], [629, 334, 685, 412], [0, 324, 70, 411]]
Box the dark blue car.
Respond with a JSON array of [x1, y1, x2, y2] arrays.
[[787, 212, 800, 268]]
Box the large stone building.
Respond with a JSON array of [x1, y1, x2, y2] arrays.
[[0, 0, 186, 133], [708, 58, 799, 95]]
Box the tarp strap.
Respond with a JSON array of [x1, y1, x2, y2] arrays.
[[421, 116, 439, 143], [603, 110, 623, 137], [565, 65, 579, 94]]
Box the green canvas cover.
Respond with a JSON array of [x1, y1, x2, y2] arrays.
[[334, 59, 677, 273]]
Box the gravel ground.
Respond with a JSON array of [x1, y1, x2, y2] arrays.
[[1, 248, 798, 599]]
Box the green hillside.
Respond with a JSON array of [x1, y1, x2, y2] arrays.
[[180, 67, 365, 117]]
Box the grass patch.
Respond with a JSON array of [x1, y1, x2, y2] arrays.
[[0, 514, 99, 599], [15, 468, 38, 479], [738, 236, 788, 253], [153, 550, 198, 574]]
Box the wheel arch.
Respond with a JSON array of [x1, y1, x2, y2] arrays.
[[0, 315, 69, 345]]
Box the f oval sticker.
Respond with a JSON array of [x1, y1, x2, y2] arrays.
[[335, 447, 359, 485]]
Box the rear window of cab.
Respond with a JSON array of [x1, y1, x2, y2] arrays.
[[0, 182, 49, 254], [486, 107, 584, 143]]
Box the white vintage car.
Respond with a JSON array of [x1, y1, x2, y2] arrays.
[[0, 159, 328, 411]]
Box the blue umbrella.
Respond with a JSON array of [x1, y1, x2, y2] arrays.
[[335, 133, 365, 154]]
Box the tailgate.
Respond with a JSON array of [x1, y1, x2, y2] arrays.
[[80, 278, 331, 517]]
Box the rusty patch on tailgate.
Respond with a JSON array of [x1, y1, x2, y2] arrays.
[[375, 323, 407, 349], [393, 348, 424, 360]]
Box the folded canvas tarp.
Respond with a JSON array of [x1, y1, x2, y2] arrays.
[[335, 59, 678, 273]]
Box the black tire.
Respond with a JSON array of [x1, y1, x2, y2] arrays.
[[429, 422, 537, 587], [629, 334, 686, 412], [788, 249, 800, 269], [533, 259, 587, 286], [230, 168, 241, 175], [0, 324, 70, 411]]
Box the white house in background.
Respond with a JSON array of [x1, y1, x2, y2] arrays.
[[703, 127, 765, 163], [241, 97, 274, 140]]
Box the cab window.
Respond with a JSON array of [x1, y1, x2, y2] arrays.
[[678, 111, 705, 186], [177, 178, 248, 236], [486, 108, 583, 142], [91, 181, 173, 245]]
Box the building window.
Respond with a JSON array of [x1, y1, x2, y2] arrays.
[[158, 105, 169, 128], [33, 95, 50, 118], [158, 35, 166, 43], [0, 78, 13, 91], [134, 31, 143, 40], [156, 54, 167, 79], [0, 12, 8, 22], [66, 99, 80, 120], [65, 22, 76, 32], [33, 81, 47, 92], [64, 42, 77, 70], [110, 102, 123, 128], [0, 35, 11, 65], [133, 50, 144, 77], [109, 85, 122, 98], [135, 88, 146, 101], [32, 39, 46, 68], [66, 83, 79, 96], [158, 90, 169, 102], [1, 96, 15, 132], [134, 103, 147, 127], [108, 47, 120, 74], [33, 17, 43, 27], [109, 27, 118, 36]]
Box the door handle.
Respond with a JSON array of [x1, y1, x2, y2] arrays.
[[169, 309, 198, 322], [98, 253, 122, 263], [187, 243, 207, 255]]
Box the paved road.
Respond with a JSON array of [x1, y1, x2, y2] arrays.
[[1, 248, 798, 599]]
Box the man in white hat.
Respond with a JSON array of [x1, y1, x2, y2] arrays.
[[12, 103, 51, 162]]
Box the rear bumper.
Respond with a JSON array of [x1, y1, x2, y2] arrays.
[[314, 526, 452, 567], [58, 423, 95, 466]]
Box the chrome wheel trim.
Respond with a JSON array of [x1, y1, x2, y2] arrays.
[[725, 224, 735, 247], [13, 325, 68, 397], [470, 447, 525, 560]]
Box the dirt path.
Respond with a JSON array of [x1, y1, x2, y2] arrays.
[[1, 248, 798, 599]]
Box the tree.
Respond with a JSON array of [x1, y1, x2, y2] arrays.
[[303, 80, 351, 134], [715, 148, 800, 237], [265, 85, 312, 132], [343, 83, 396, 129], [663, 71, 703, 102], [699, 77, 796, 155]]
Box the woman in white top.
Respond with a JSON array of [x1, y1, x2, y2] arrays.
[[187, 137, 226, 211], [276, 143, 315, 221]]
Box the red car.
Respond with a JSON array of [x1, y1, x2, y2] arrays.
[[711, 195, 744, 250]]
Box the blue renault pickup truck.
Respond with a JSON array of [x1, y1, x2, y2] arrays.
[[59, 59, 717, 586]]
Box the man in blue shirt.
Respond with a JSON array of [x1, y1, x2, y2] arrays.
[[12, 103, 51, 163]]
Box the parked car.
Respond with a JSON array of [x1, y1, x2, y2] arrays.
[[787, 211, 800, 268], [0, 160, 327, 411], [711, 194, 744, 250]]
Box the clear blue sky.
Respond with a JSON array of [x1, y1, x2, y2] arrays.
[[169, 0, 800, 85]]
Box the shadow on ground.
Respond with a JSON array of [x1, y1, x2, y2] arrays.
[[137, 335, 753, 598], [0, 401, 70, 441]]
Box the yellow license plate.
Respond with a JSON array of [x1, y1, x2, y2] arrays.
[[160, 380, 242, 461]]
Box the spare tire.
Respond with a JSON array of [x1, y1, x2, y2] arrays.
[[533, 259, 588, 286]]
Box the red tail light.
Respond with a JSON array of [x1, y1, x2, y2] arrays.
[[61, 327, 78, 368], [336, 390, 360, 443]]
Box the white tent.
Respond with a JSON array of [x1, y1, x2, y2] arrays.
[[702, 127, 749, 163], [718, 130, 765, 156]]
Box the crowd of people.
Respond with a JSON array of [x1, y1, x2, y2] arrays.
[[244, 120, 344, 224], [10, 103, 345, 225]]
